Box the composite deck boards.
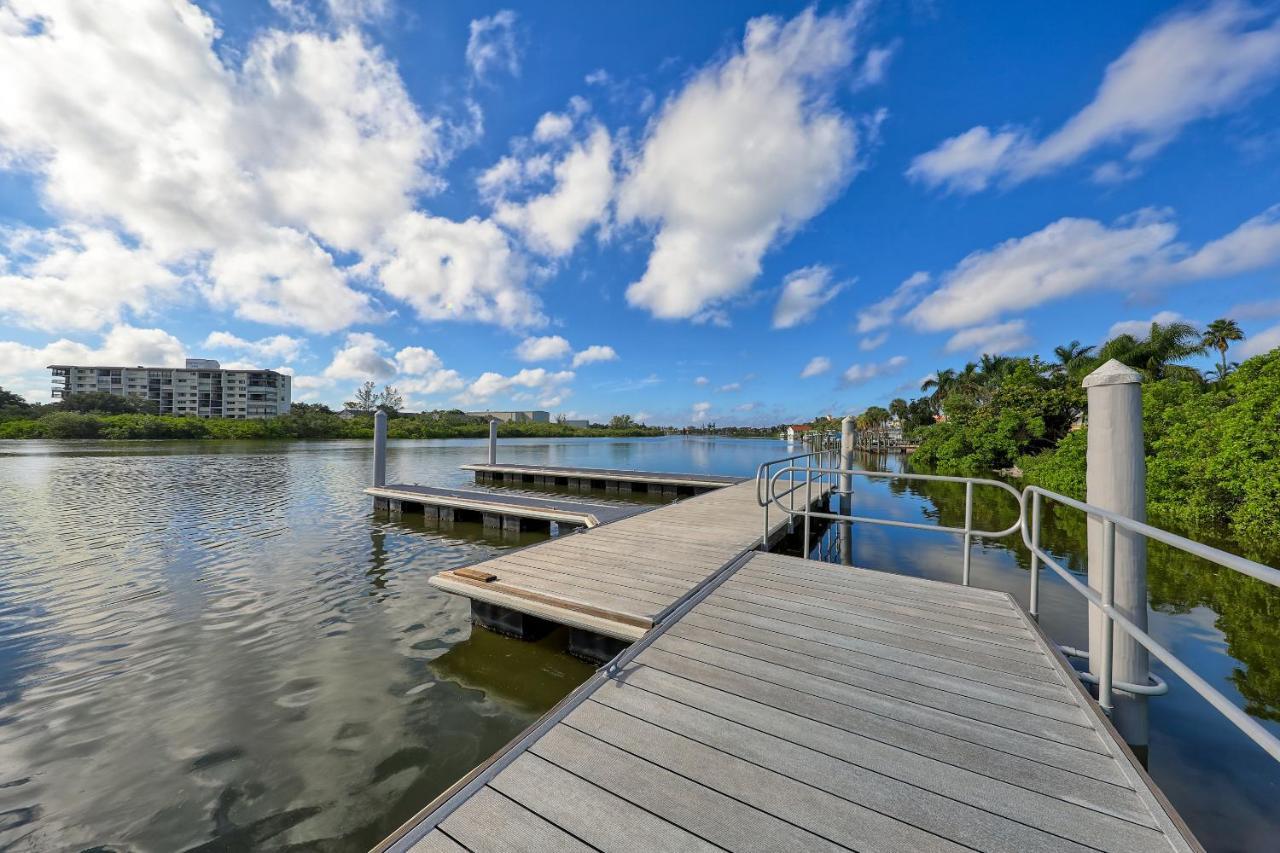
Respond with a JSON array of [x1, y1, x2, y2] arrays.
[[429, 480, 807, 639], [366, 484, 649, 527], [395, 553, 1200, 853], [463, 462, 743, 489]]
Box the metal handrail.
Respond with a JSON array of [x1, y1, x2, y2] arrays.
[[766, 464, 1022, 585], [755, 448, 838, 551], [1021, 486, 1280, 764]]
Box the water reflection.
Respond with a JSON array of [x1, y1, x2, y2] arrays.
[[810, 451, 1280, 852]]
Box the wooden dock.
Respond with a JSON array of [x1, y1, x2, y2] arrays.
[[462, 463, 743, 495], [367, 484, 651, 531], [429, 480, 807, 647], [383, 551, 1202, 853]]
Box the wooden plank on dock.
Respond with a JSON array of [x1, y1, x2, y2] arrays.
[[429, 480, 807, 640], [384, 553, 1202, 853], [366, 484, 650, 528]]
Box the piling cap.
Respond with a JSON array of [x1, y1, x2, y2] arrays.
[[1082, 358, 1143, 388]]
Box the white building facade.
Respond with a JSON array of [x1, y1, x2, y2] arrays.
[[49, 359, 291, 419]]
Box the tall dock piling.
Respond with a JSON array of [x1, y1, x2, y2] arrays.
[[1083, 359, 1149, 756], [488, 419, 498, 465], [838, 415, 855, 566], [373, 409, 387, 489]]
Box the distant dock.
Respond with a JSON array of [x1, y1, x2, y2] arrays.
[[461, 462, 743, 496], [367, 483, 650, 532]]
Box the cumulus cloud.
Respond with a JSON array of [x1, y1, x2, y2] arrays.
[[571, 345, 618, 367], [694, 376, 710, 386], [0, 325, 187, 395], [467, 10, 520, 80], [516, 335, 573, 362], [717, 382, 742, 393], [203, 331, 305, 363], [617, 7, 867, 321], [372, 212, 544, 328], [907, 206, 1280, 331], [394, 346, 444, 374], [460, 367, 574, 409], [842, 355, 907, 386], [943, 321, 1033, 355], [909, 4, 1280, 192], [323, 332, 397, 380], [772, 265, 846, 329], [855, 271, 930, 333], [1106, 311, 1187, 341], [1239, 322, 1280, 358], [800, 356, 831, 378], [859, 332, 888, 351]]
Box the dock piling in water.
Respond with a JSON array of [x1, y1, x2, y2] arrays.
[[1084, 359, 1149, 754], [373, 409, 387, 489], [838, 415, 855, 567], [488, 419, 498, 464]]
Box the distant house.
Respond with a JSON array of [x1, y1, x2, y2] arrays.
[[464, 410, 551, 423], [561, 419, 590, 428], [337, 409, 361, 421], [784, 424, 812, 441]]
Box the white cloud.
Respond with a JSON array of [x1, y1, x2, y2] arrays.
[[842, 354, 907, 386], [325, 0, 391, 24], [516, 335, 573, 362], [372, 212, 544, 328], [1106, 310, 1187, 341], [203, 331, 305, 363], [493, 125, 615, 256], [0, 325, 187, 395], [617, 7, 867, 321], [1239, 323, 1280, 358], [323, 332, 397, 380], [694, 376, 710, 386], [855, 271, 930, 333], [943, 321, 1033, 355], [691, 401, 712, 420], [571, 345, 618, 367], [859, 332, 888, 351], [0, 226, 180, 332], [717, 382, 742, 393], [909, 4, 1280, 192], [800, 356, 831, 378], [908, 207, 1280, 331], [460, 367, 574, 408], [467, 10, 519, 80], [533, 111, 574, 142], [394, 346, 444, 375], [772, 265, 846, 329], [853, 42, 897, 90]]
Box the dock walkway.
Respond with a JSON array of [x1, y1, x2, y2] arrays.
[[462, 463, 743, 495], [387, 552, 1201, 853], [430, 480, 803, 642], [367, 484, 649, 530]]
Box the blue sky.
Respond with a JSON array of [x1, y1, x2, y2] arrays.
[[2, 1, 1279, 425]]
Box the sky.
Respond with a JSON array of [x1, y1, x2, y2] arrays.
[[1, 0, 1279, 426]]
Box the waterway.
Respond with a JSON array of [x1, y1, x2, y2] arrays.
[[0, 437, 1276, 851]]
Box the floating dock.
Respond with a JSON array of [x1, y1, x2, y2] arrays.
[[461, 462, 743, 495], [367, 484, 650, 531], [382, 551, 1201, 853], [429, 480, 811, 654]]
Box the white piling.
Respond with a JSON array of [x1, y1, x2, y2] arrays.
[[488, 419, 498, 464], [1083, 359, 1148, 753], [373, 409, 387, 488], [839, 416, 855, 566]]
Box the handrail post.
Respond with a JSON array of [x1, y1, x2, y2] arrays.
[[839, 416, 855, 567], [487, 418, 498, 464], [961, 480, 974, 586], [1084, 359, 1148, 755], [761, 462, 771, 552], [1029, 491, 1042, 619], [1099, 519, 1116, 714], [803, 455, 812, 560]]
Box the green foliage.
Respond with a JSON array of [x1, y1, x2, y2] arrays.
[[59, 391, 159, 414]]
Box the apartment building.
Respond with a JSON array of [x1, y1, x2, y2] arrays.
[[49, 358, 291, 419], [463, 410, 551, 423]]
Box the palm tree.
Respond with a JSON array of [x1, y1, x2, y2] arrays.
[[921, 368, 956, 414], [1052, 340, 1095, 376], [1098, 321, 1207, 381], [1204, 361, 1239, 384], [1202, 318, 1245, 376]]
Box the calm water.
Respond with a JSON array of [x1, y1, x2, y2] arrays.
[[0, 437, 1277, 852]]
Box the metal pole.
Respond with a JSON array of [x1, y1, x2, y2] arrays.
[[839, 416, 855, 567], [1099, 519, 1116, 714], [961, 480, 973, 586], [803, 455, 812, 560], [1029, 491, 1042, 619], [373, 409, 387, 488], [488, 418, 498, 464], [1084, 359, 1148, 754], [761, 462, 770, 552]]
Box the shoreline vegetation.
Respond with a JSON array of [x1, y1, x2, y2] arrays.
[[860, 319, 1278, 550]]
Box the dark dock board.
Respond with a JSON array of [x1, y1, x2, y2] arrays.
[[367, 484, 650, 528], [384, 553, 1202, 853], [461, 462, 744, 491], [429, 481, 808, 640]]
